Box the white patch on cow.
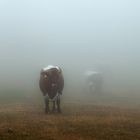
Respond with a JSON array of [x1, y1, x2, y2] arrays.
[[85, 71, 99, 76], [44, 74, 47, 79], [42, 65, 60, 72], [44, 93, 60, 102], [55, 66, 61, 73], [52, 93, 60, 102], [51, 83, 57, 87], [44, 94, 49, 101]]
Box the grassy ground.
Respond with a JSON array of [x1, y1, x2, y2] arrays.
[[0, 97, 140, 140]]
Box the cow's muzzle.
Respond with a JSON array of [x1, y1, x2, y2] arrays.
[[51, 83, 57, 88]]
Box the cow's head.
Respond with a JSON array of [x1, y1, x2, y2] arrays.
[[49, 68, 60, 83], [40, 67, 60, 84], [40, 70, 48, 80]]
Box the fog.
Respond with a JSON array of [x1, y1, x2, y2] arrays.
[[0, 0, 140, 106]]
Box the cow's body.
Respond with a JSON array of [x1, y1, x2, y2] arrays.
[[85, 71, 103, 94], [39, 65, 64, 113]]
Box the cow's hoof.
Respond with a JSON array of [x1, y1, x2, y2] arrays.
[[45, 109, 50, 114]]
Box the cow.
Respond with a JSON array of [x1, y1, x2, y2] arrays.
[[39, 65, 64, 113], [84, 71, 103, 95]]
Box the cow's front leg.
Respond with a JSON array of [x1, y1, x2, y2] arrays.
[[52, 101, 56, 113], [44, 95, 50, 113], [56, 94, 61, 113]]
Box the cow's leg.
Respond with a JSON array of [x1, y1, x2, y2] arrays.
[[44, 95, 50, 113], [52, 101, 56, 112], [56, 94, 61, 113]]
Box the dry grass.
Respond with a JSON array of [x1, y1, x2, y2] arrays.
[[0, 101, 140, 140]]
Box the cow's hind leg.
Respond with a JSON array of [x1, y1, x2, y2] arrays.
[[44, 95, 50, 113], [52, 101, 56, 113], [56, 94, 61, 113]]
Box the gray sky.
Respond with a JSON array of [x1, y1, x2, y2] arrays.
[[0, 0, 140, 92]]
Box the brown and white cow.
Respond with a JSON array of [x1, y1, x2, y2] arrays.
[[39, 65, 64, 113]]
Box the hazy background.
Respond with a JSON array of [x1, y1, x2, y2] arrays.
[[0, 0, 140, 106]]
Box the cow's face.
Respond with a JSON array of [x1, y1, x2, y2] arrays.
[[40, 71, 48, 80], [41, 68, 59, 83], [49, 68, 59, 83]]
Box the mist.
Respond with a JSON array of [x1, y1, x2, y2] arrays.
[[0, 0, 140, 107]]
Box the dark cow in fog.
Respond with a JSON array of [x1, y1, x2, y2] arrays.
[[85, 71, 103, 94], [39, 65, 64, 113]]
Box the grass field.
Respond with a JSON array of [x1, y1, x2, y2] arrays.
[[0, 92, 140, 140]]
